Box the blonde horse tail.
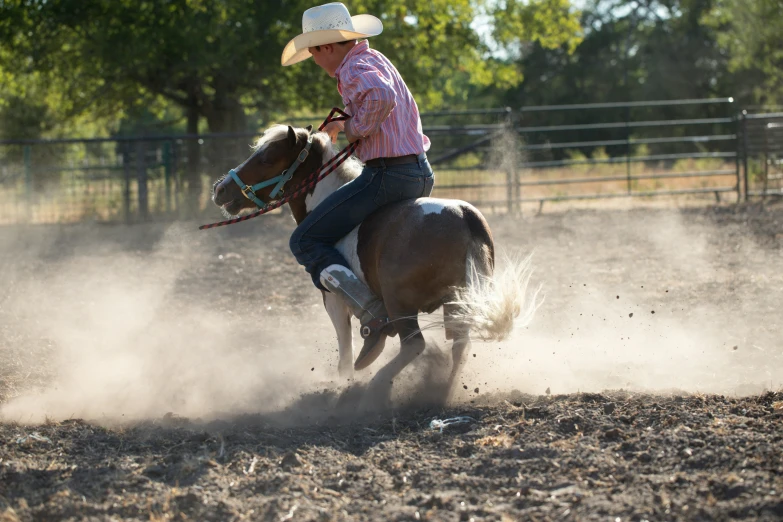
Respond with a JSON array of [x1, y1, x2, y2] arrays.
[[447, 239, 540, 342]]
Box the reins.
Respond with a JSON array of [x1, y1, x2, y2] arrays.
[[199, 108, 358, 230]]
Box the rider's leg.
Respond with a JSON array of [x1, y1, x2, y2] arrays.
[[289, 155, 434, 349], [288, 164, 383, 291], [288, 164, 390, 355], [319, 264, 386, 337]]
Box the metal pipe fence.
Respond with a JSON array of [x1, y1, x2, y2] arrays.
[[740, 112, 783, 199], [425, 97, 743, 212], [0, 98, 779, 225]]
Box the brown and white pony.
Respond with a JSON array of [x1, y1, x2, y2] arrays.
[[211, 125, 537, 403]]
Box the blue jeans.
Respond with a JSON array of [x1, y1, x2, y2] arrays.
[[290, 154, 434, 290]]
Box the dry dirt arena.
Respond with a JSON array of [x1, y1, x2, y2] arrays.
[[1, 200, 782, 521]]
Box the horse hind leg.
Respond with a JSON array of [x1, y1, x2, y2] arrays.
[[444, 303, 472, 400]]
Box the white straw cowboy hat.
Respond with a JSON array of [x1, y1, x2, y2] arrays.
[[281, 2, 383, 66]]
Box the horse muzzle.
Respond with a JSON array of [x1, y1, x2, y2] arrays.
[[210, 181, 240, 216], [212, 178, 235, 206]]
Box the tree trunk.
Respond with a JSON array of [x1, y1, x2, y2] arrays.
[[203, 91, 248, 176], [205, 96, 247, 134]]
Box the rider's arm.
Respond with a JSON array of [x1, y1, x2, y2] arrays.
[[341, 65, 397, 142]]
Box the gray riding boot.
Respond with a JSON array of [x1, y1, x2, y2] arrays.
[[320, 264, 391, 368]]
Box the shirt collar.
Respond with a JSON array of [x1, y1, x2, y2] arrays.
[[335, 40, 369, 79]]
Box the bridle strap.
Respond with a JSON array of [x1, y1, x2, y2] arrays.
[[228, 169, 265, 208], [269, 135, 312, 199], [230, 134, 314, 207], [200, 108, 355, 231]]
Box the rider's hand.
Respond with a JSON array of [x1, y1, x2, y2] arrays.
[[322, 121, 343, 144]]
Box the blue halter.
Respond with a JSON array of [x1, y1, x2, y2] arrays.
[[229, 135, 313, 208]]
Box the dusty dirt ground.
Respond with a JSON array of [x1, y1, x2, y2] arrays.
[[1, 199, 782, 521]]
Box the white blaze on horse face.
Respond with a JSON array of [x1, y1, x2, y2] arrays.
[[335, 226, 366, 284], [415, 198, 464, 216]]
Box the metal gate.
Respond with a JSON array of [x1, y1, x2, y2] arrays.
[[425, 98, 741, 212], [740, 112, 783, 199], [0, 98, 773, 225]]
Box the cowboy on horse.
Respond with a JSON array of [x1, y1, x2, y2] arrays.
[[209, 3, 536, 397], [281, 2, 434, 361]]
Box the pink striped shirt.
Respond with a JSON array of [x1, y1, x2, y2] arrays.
[[334, 40, 430, 163]]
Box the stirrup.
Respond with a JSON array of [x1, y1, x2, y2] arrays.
[[360, 317, 390, 339]]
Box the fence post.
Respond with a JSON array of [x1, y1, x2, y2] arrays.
[[170, 140, 180, 216], [136, 140, 149, 220], [505, 165, 521, 214], [502, 107, 519, 214], [506, 164, 514, 214], [734, 111, 742, 203], [511, 108, 521, 213], [625, 109, 632, 195], [23, 145, 32, 197], [741, 110, 749, 202], [123, 141, 131, 223], [163, 141, 172, 213]]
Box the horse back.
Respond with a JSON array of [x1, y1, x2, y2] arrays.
[[357, 198, 494, 313]]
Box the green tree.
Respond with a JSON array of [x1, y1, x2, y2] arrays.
[[1, 0, 326, 208], [499, 0, 738, 106], [705, 0, 783, 106], [1, 0, 583, 129], [0, 0, 582, 207], [465, 0, 755, 163], [352, 0, 582, 106]]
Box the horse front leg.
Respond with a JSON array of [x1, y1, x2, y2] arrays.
[[322, 290, 354, 380], [361, 316, 425, 410]]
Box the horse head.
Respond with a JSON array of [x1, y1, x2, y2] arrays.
[[212, 124, 319, 217]]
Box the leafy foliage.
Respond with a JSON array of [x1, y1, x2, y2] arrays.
[[3, 0, 781, 191], [0, 0, 582, 134], [704, 0, 783, 106]]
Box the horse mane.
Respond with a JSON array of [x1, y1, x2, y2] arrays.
[[252, 125, 362, 186]]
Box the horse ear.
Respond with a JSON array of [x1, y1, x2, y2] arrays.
[[305, 124, 313, 134], [287, 126, 297, 147]]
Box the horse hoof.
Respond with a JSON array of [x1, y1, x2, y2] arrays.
[[359, 380, 393, 412], [353, 335, 388, 371], [338, 365, 354, 381]]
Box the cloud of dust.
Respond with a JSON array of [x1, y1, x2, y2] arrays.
[[458, 210, 782, 398], [0, 224, 342, 424], [1, 207, 779, 426]]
